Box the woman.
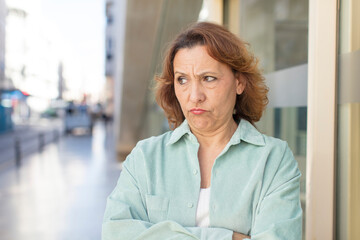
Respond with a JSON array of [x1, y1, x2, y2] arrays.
[[102, 22, 302, 240]]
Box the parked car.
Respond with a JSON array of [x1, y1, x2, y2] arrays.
[[64, 102, 93, 134]]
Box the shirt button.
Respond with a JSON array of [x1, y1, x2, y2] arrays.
[[193, 169, 198, 175], [187, 202, 194, 208]]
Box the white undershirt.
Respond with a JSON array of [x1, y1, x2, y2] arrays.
[[195, 187, 211, 227]]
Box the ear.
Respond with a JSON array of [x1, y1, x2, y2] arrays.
[[236, 73, 246, 95]]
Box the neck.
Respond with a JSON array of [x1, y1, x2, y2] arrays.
[[191, 119, 238, 148]]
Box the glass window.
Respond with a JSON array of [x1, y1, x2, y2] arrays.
[[336, 0, 360, 239], [224, 1, 309, 238]]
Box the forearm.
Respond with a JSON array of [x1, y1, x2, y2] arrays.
[[232, 232, 250, 240], [102, 219, 233, 240]]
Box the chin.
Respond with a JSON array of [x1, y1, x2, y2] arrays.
[[188, 117, 212, 131]]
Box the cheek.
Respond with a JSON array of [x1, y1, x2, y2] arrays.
[[174, 87, 185, 107], [174, 84, 180, 99], [215, 89, 237, 111]]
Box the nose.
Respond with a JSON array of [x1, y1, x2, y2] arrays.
[[189, 82, 205, 103]]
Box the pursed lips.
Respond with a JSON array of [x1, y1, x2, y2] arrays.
[[189, 108, 207, 115]]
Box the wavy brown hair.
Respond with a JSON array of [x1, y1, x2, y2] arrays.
[[155, 21, 268, 130]]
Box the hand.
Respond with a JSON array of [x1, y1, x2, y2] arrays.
[[232, 231, 250, 240]]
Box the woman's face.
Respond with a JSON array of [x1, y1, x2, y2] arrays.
[[173, 45, 245, 134]]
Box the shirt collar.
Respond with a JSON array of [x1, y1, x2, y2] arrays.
[[167, 118, 265, 146], [230, 119, 265, 146], [166, 119, 192, 146]]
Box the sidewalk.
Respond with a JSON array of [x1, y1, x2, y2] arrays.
[[0, 118, 64, 168], [0, 121, 121, 240]]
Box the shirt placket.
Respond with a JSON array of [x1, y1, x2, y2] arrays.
[[185, 134, 202, 226]]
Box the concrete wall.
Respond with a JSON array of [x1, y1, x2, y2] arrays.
[[114, 0, 203, 159]]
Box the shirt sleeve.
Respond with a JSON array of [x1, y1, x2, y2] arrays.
[[248, 143, 303, 240], [102, 146, 233, 240]]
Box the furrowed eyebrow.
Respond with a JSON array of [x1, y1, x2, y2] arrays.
[[174, 71, 186, 75], [197, 71, 218, 76], [174, 71, 218, 77]]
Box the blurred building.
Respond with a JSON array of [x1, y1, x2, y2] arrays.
[[337, 0, 360, 239], [4, 0, 65, 119], [0, 0, 13, 133], [0, 0, 5, 86], [106, 0, 203, 158], [204, 2, 360, 238], [104, 0, 116, 121], [108, 0, 360, 239], [4, 0, 28, 92]]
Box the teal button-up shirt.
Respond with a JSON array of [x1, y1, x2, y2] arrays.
[[102, 119, 302, 240]]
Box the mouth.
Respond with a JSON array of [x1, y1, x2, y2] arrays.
[[189, 108, 207, 115]]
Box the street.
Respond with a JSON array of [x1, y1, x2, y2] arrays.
[[0, 121, 121, 240]]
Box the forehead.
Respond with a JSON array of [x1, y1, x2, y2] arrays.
[[173, 45, 221, 70]]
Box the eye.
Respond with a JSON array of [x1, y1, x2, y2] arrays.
[[177, 76, 187, 85], [204, 76, 217, 82]]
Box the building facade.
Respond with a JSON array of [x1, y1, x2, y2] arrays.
[[4, 0, 28, 93], [0, 0, 5, 87], [0, 0, 13, 133], [108, 0, 359, 239], [104, 0, 118, 122], [5, 0, 64, 119], [194, 1, 360, 239], [107, 0, 203, 159]]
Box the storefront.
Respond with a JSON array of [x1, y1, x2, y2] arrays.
[[0, 90, 14, 133], [0, 89, 30, 133], [207, 0, 359, 239], [115, 1, 359, 238]]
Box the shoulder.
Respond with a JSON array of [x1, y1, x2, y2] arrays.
[[135, 130, 173, 152], [259, 134, 297, 167], [123, 130, 184, 182], [124, 130, 174, 164], [238, 120, 287, 152], [259, 134, 301, 185], [262, 134, 288, 152], [122, 131, 173, 171], [244, 129, 299, 175]]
